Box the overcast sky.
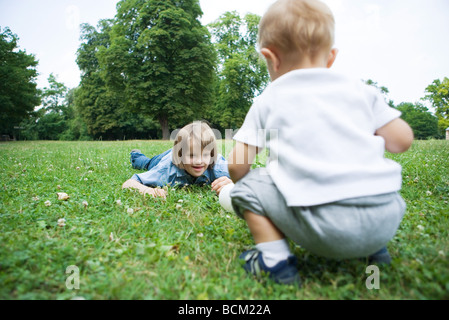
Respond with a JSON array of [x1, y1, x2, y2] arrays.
[[1, 0, 448, 106]]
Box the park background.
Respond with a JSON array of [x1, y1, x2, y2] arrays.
[[0, 0, 448, 300], [1, 0, 449, 141]]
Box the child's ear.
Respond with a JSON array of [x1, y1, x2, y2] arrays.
[[261, 48, 281, 72], [327, 48, 339, 68]]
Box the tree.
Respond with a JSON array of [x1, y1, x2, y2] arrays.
[[425, 77, 449, 137], [76, 20, 160, 140], [76, 20, 119, 139], [58, 88, 91, 141], [365, 79, 394, 107], [75, 64, 160, 140], [21, 74, 69, 140], [396, 102, 439, 139], [425, 77, 449, 118], [0, 27, 41, 137], [208, 12, 269, 130], [41, 73, 68, 113], [98, 0, 216, 139]]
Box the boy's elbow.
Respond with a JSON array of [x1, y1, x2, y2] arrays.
[[402, 130, 414, 152], [388, 128, 414, 153], [378, 118, 414, 154]]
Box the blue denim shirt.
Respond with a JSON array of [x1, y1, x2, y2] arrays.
[[131, 149, 230, 188]]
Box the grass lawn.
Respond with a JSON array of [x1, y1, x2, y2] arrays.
[[0, 139, 448, 300]]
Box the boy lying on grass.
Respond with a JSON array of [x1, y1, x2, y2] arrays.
[[122, 121, 233, 199]]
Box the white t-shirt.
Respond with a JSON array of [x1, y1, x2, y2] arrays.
[[233, 68, 403, 206]]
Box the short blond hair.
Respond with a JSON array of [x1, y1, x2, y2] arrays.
[[172, 121, 217, 169], [259, 0, 335, 60]]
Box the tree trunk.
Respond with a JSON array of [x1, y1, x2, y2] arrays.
[[159, 116, 170, 140]]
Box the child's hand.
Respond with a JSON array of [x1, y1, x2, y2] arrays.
[[142, 187, 167, 199], [211, 176, 233, 196], [122, 179, 167, 199]]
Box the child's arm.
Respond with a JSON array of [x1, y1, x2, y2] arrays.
[[375, 118, 414, 153], [122, 179, 167, 199], [211, 176, 233, 195], [227, 142, 260, 183]]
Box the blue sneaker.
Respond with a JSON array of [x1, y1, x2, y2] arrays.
[[239, 249, 301, 286], [368, 247, 391, 265]]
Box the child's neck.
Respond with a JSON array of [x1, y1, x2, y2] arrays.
[[274, 54, 328, 81]]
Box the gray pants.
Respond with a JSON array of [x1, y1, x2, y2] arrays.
[[230, 168, 406, 259]]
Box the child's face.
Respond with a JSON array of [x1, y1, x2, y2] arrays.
[[182, 143, 211, 178]]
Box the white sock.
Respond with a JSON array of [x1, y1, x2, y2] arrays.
[[256, 239, 292, 268]]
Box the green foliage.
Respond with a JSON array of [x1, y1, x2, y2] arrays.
[[438, 118, 449, 139], [0, 140, 448, 300], [0, 27, 41, 137], [396, 102, 439, 140], [58, 88, 91, 141], [425, 77, 449, 120], [76, 20, 161, 140], [18, 74, 67, 140], [425, 77, 449, 137], [97, 0, 216, 139], [41, 73, 68, 113], [208, 12, 269, 130], [365, 79, 395, 107], [18, 77, 93, 141]]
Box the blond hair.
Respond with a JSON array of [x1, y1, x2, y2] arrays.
[[172, 121, 217, 169], [259, 0, 335, 60]]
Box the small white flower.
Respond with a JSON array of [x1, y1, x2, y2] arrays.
[[426, 191, 432, 196], [417, 225, 425, 231], [178, 199, 184, 203], [57, 192, 70, 201], [76, 167, 80, 170], [197, 233, 204, 238], [32, 196, 40, 201], [82, 201, 88, 208], [45, 200, 52, 207], [58, 218, 66, 227], [176, 204, 182, 210], [127, 208, 134, 214], [116, 199, 122, 206], [88, 170, 93, 174], [438, 250, 445, 257]]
